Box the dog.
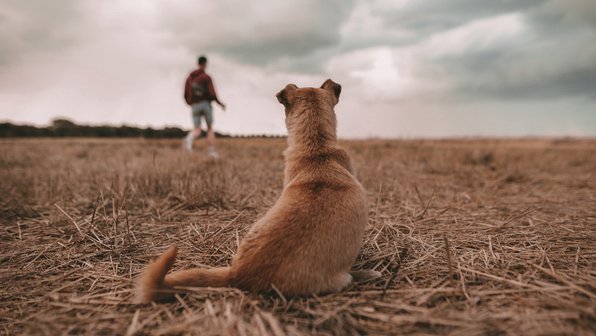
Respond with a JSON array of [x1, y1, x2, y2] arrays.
[[135, 79, 379, 303]]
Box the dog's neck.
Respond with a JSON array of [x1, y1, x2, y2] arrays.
[[287, 125, 336, 152], [283, 110, 338, 184], [286, 103, 337, 150]]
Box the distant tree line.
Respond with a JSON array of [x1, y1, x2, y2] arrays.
[[0, 119, 209, 138], [0, 119, 284, 138]]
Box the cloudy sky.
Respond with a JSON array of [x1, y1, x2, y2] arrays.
[[1, 0, 595, 138]]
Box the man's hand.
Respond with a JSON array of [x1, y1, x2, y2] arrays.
[[218, 102, 226, 111]]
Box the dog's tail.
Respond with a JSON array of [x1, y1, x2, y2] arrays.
[[135, 246, 231, 303]]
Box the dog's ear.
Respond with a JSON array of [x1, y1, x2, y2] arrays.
[[276, 84, 298, 108], [321, 79, 341, 104]]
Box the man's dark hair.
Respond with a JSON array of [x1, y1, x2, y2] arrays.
[[198, 55, 207, 65]]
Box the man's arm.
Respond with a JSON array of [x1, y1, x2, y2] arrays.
[[207, 76, 226, 110]]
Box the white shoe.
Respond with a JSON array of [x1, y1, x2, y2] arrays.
[[208, 147, 218, 159], [183, 135, 193, 151]]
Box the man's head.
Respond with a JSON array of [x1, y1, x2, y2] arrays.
[[197, 55, 207, 69]]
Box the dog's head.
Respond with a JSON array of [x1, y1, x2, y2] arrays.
[[276, 79, 341, 111], [276, 79, 342, 134]]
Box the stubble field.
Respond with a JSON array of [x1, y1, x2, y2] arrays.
[[1, 137, 595, 335]]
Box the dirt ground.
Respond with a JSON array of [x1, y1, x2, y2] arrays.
[[1, 137, 595, 335]]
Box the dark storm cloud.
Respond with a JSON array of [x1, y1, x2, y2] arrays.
[[153, 0, 596, 102], [374, 0, 547, 43], [442, 46, 596, 101], [156, 0, 357, 72], [485, 68, 596, 100], [0, 0, 86, 66], [430, 1, 596, 101]]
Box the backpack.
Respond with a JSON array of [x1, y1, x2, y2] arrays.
[[190, 78, 209, 100]]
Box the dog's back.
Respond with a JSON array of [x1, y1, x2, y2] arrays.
[[228, 80, 368, 295]]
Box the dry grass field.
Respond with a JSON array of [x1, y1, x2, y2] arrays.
[[1, 137, 595, 335]]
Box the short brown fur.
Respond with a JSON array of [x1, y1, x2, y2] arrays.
[[135, 79, 379, 303]]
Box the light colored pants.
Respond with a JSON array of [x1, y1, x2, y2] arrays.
[[191, 101, 213, 128]]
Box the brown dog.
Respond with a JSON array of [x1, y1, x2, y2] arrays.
[[135, 79, 379, 303]]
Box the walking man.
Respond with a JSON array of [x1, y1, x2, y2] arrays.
[[183, 55, 226, 158]]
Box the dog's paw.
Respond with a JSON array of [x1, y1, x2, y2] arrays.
[[350, 270, 382, 282]]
